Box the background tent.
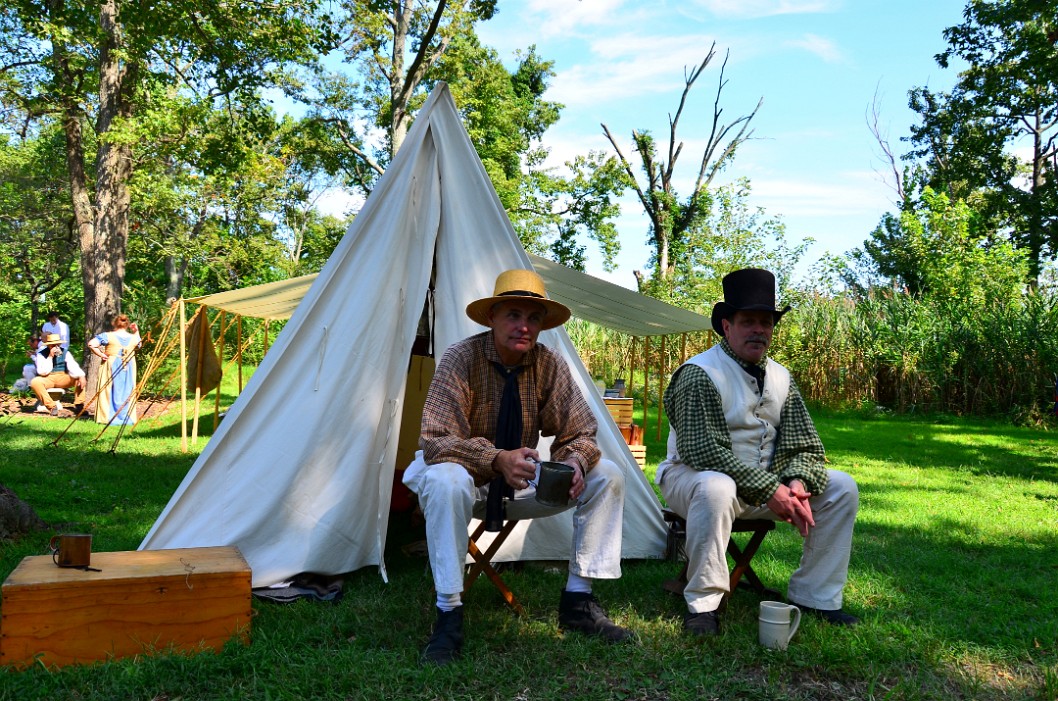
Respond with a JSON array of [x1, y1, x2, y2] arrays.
[[140, 83, 671, 587]]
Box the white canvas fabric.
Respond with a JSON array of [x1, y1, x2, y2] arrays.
[[140, 83, 667, 587]]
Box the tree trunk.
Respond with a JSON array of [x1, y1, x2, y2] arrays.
[[165, 256, 188, 303]]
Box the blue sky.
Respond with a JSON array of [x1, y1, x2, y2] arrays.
[[475, 0, 967, 288]]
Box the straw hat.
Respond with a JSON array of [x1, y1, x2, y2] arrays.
[[466, 269, 571, 330], [711, 268, 791, 336], [42, 333, 64, 346]]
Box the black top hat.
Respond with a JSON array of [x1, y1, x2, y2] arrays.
[[710, 268, 791, 336]]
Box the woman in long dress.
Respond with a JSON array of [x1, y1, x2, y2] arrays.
[[87, 314, 141, 425]]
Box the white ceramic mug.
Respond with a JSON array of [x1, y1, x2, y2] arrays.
[[759, 601, 801, 650]]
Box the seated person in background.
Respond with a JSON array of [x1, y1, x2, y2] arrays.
[[30, 333, 86, 415], [657, 268, 861, 637], [41, 310, 70, 352], [402, 269, 631, 666], [10, 334, 40, 392]]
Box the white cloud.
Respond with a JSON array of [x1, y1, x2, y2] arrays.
[[687, 0, 839, 20], [786, 33, 845, 63]]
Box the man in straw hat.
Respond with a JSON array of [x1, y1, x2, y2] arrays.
[[30, 332, 86, 415], [657, 268, 861, 637], [402, 268, 631, 666]]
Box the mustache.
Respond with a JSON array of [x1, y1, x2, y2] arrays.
[[747, 335, 769, 343]]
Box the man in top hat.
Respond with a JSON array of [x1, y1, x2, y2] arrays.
[[30, 332, 86, 415], [402, 268, 631, 666], [657, 268, 860, 637]]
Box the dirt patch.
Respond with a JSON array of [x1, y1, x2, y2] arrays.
[[0, 392, 178, 421]]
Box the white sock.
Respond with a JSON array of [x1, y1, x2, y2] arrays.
[[436, 592, 462, 612], [565, 573, 592, 594]]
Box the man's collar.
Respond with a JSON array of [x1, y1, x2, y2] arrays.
[[719, 338, 768, 372]]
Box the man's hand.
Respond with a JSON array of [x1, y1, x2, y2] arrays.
[[493, 448, 539, 490], [562, 457, 586, 501], [75, 377, 86, 391], [766, 481, 815, 537]]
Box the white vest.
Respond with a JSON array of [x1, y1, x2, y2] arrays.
[[657, 344, 790, 484]]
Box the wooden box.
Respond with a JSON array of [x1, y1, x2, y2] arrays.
[[1, 546, 251, 668], [618, 424, 643, 447], [604, 398, 634, 426], [629, 444, 647, 470]]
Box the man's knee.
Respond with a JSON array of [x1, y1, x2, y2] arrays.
[[688, 471, 738, 512], [416, 462, 474, 502], [585, 458, 624, 494]]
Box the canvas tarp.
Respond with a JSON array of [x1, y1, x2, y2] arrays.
[[183, 255, 711, 336], [140, 83, 668, 587]]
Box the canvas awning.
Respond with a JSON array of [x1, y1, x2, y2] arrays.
[[184, 254, 711, 336]]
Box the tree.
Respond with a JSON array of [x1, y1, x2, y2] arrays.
[[0, 0, 331, 398], [907, 0, 1058, 281], [0, 126, 79, 327], [668, 179, 809, 312], [853, 187, 1027, 304], [305, 0, 497, 189], [602, 44, 761, 293]]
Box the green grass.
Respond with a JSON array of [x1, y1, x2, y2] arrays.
[[1, 394, 1057, 700]]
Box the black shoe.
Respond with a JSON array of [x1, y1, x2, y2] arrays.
[[683, 610, 720, 637], [558, 590, 633, 643], [420, 606, 464, 666], [792, 602, 860, 626]]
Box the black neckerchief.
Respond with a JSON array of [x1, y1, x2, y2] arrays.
[[484, 363, 524, 531]]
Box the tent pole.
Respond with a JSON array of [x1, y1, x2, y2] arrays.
[[263, 319, 270, 356], [657, 335, 667, 441], [680, 333, 687, 363], [629, 336, 637, 424], [191, 306, 209, 446], [214, 311, 226, 431], [643, 336, 650, 440], [237, 315, 243, 393], [179, 298, 187, 453]]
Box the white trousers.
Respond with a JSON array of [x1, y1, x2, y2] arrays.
[[403, 452, 625, 596], [660, 465, 858, 613]]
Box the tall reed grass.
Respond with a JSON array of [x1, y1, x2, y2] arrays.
[[568, 285, 1058, 424]]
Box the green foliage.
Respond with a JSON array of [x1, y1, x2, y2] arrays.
[[907, 0, 1058, 279]]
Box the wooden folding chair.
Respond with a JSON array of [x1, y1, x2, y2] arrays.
[[662, 509, 781, 605], [464, 519, 525, 616]]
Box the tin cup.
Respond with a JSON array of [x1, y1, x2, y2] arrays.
[[50, 533, 92, 568], [532, 461, 575, 507]]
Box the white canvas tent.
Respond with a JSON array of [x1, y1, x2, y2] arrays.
[[140, 83, 674, 587]]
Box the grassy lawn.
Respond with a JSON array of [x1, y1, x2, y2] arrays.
[[1, 392, 1056, 700]]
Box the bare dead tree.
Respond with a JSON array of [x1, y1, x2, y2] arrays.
[[602, 43, 761, 289]]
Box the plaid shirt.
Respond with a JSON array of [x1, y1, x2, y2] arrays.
[[420, 331, 601, 486], [663, 339, 828, 505]]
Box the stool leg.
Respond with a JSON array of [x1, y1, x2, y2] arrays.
[[464, 520, 524, 616]]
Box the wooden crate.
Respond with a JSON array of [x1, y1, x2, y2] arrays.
[[1, 546, 251, 669], [629, 444, 646, 470], [604, 398, 634, 426]]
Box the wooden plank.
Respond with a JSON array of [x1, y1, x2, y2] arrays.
[[1, 546, 251, 669]]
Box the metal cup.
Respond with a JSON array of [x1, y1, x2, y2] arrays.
[[50, 533, 92, 567], [532, 461, 575, 507]]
